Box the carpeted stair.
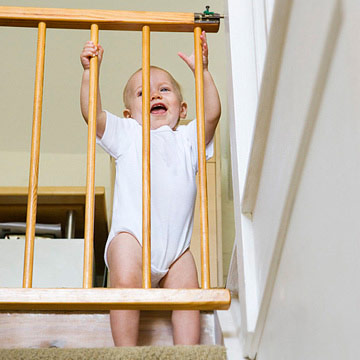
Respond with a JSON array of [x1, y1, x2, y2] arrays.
[[0, 345, 227, 359]]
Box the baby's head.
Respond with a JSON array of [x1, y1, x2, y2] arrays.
[[123, 66, 187, 130]]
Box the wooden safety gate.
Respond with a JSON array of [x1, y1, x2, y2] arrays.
[[0, 6, 230, 311]]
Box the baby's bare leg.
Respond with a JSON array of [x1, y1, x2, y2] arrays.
[[107, 233, 142, 346], [160, 250, 201, 345]]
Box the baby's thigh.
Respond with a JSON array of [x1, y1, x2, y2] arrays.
[[160, 250, 199, 289], [107, 232, 142, 288]]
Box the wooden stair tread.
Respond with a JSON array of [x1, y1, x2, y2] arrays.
[[0, 311, 223, 348]]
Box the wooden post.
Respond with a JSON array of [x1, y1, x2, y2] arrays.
[[83, 23, 98, 288], [142, 25, 151, 289], [194, 26, 210, 289], [23, 21, 46, 288]]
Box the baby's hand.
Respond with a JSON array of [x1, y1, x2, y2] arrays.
[[80, 41, 104, 70], [178, 30, 208, 72]]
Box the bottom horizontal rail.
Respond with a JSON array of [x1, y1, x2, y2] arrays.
[[0, 288, 231, 311]]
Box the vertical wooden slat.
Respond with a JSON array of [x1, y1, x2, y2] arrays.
[[83, 23, 99, 288], [22, 21, 46, 288], [142, 25, 151, 289], [194, 26, 210, 289]]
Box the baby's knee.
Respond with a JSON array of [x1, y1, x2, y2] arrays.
[[107, 233, 143, 288], [109, 269, 142, 288]]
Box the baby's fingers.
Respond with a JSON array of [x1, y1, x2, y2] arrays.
[[178, 52, 189, 64], [200, 31, 209, 69], [178, 51, 195, 72], [200, 30, 207, 42], [200, 31, 208, 54], [97, 45, 104, 60], [84, 43, 98, 55], [80, 42, 104, 69]]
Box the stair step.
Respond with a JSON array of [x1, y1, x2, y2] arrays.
[[0, 345, 227, 360], [0, 310, 223, 348]]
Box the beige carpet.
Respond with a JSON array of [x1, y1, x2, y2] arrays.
[[0, 345, 226, 359]]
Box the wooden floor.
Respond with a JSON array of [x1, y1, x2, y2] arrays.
[[0, 310, 223, 348]]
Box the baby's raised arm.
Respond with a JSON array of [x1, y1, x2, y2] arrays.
[[80, 41, 106, 138], [178, 31, 221, 145]]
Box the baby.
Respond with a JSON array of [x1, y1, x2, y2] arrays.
[[80, 31, 221, 346]]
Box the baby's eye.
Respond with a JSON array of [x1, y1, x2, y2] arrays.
[[137, 90, 142, 97], [160, 87, 170, 92]]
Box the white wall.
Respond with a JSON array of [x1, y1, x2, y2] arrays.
[[256, 0, 360, 358], [226, 0, 360, 358]]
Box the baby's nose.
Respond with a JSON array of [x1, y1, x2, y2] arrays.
[[151, 91, 162, 100]]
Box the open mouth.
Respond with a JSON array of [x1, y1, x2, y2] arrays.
[[150, 103, 167, 115]]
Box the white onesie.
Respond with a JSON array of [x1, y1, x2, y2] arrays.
[[97, 111, 213, 286]]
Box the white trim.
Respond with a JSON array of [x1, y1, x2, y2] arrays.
[[225, 0, 341, 357], [225, 0, 259, 339], [216, 301, 244, 360], [264, 0, 275, 34], [248, 1, 342, 356], [241, 0, 293, 214], [252, 0, 268, 94], [225, 0, 276, 356]]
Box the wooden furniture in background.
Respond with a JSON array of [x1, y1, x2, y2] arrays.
[[0, 186, 108, 285]]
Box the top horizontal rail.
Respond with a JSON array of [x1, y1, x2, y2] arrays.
[[0, 7, 220, 32]]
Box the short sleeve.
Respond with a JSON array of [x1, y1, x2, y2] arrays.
[[179, 119, 214, 172], [96, 110, 138, 159]]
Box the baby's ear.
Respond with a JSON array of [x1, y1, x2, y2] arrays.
[[180, 101, 187, 119], [123, 109, 131, 118]]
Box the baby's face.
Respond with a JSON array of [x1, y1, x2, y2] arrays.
[[123, 68, 187, 130]]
